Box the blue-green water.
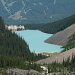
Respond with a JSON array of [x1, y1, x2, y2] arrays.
[[15, 30, 62, 53]]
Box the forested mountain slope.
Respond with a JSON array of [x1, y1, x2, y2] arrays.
[[25, 14, 75, 34], [0, 16, 32, 60], [40, 14, 75, 34], [45, 24, 75, 46], [0, 16, 32, 68]]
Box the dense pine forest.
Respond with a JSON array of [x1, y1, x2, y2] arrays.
[[0, 16, 47, 72], [24, 14, 75, 34], [0, 16, 32, 60]]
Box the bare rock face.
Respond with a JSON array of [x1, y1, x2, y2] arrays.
[[45, 24, 75, 46], [37, 48, 75, 64]]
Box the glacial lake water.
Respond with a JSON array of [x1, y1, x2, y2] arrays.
[[15, 30, 62, 53]]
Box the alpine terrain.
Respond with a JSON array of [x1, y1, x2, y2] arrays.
[[0, 0, 75, 24]]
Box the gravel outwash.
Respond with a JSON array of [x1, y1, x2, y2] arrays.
[[37, 48, 75, 64]]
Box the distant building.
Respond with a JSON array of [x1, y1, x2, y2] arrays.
[[5, 25, 25, 31]]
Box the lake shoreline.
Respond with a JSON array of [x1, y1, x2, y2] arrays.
[[15, 30, 62, 53]]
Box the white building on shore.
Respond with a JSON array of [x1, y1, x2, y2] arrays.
[[5, 25, 25, 31]]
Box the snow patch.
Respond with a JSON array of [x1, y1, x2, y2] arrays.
[[39, 2, 42, 5], [24, 9, 32, 15], [54, 0, 56, 5], [33, 3, 37, 6], [9, 10, 27, 20], [50, 16, 53, 18], [1, 0, 11, 13], [22, 0, 25, 7], [43, 10, 46, 15], [7, 1, 16, 7], [0, 0, 6, 5], [46, 6, 49, 10]]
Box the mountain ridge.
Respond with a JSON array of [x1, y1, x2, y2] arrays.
[[24, 14, 75, 34], [0, 0, 75, 24], [44, 24, 75, 46]]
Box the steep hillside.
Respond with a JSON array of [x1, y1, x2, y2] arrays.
[[62, 32, 75, 52], [37, 48, 75, 64], [0, 16, 32, 68], [25, 14, 75, 34], [0, 17, 47, 71], [0, 0, 75, 24], [40, 14, 75, 34], [0, 17, 32, 60], [45, 24, 75, 46]]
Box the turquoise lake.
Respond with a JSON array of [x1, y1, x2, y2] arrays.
[[15, 30, 62, 53]]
